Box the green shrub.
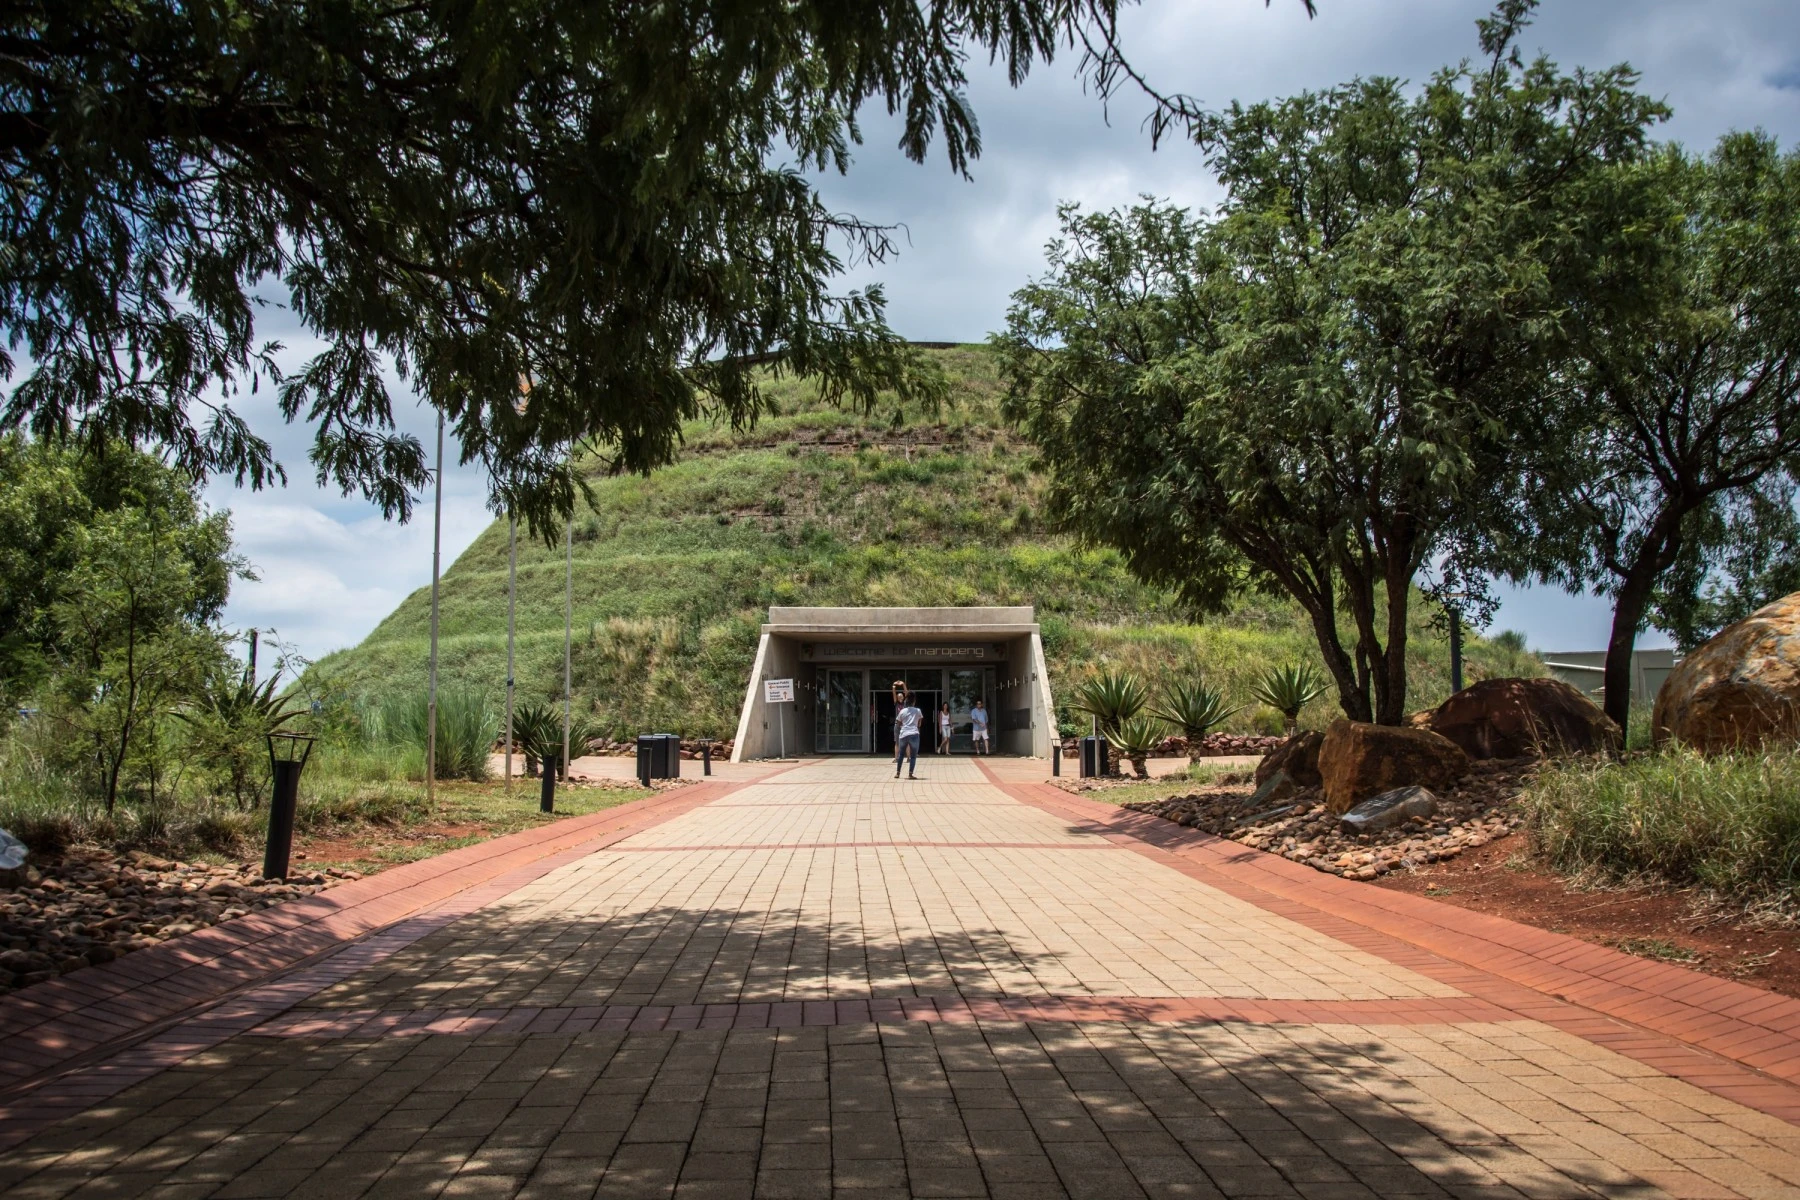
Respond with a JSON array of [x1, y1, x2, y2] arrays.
[[1524, 746, 1800, 901], [366, 688, 497, 781]]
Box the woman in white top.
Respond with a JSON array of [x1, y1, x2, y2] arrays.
[[937, 703, 953, 754]]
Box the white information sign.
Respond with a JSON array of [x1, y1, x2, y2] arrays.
[[764, 678, 795, 704]]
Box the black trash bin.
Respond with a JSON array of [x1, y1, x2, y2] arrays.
[[636, 733, 683, 782], [1079, 736, 1111, 779]]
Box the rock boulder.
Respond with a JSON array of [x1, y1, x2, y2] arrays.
[[1339, 786, 1438, 835], [1254, 730, 1324, 788], [1654, 592, 1800, 753], [1426, 677, 1620, 760], [1317, 719, 1470, 813]]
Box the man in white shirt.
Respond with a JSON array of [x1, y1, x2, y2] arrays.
[[894, 692, 923, 779], [971, 700, 990, 755]]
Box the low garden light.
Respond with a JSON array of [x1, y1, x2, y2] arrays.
[[264, 731, 316, 880]]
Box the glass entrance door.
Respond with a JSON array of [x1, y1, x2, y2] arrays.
[[947, 667, 992, 753], [816, 669, 867, 753]]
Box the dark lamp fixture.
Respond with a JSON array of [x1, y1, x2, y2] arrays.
[[267, 731, 316, 769], [263, 731, 317, 879]]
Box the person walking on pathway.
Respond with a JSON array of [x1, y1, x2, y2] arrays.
[[971, 698, 990, 755], [894, 690, 923, 778], [937, 703, 953, 754]]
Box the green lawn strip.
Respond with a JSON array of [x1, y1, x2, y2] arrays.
[[1077, 761, 1255, 809], [295, 778, 654, 874]]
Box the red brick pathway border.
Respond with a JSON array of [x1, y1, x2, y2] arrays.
[[0, 771, 779, 1147], [986, 763, 1800, 1123]]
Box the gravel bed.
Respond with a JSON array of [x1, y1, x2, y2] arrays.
[[1121, 757, 1538, 881], [0, 848, 356, 993]]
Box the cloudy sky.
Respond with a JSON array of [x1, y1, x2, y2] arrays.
[[206, 0, 1800, 666]]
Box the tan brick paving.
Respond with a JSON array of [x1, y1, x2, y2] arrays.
[[5, 757, 1800, 1198]]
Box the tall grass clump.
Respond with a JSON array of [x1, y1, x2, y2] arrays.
[[365, 688, 497, 781], [1525, 746, 1800, 902]]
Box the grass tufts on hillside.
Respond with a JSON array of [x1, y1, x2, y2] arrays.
[[308, 346, 1540, 739]]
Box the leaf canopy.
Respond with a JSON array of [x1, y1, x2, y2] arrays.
[[0, 0, 1199, 532]]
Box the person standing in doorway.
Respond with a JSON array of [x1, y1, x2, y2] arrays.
[[971, 698, 990, 755], [937, 703, 953, 754], [894, 689, 923, 779]]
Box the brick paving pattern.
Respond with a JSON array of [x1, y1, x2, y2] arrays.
[[4, 758, 1800, 1197]]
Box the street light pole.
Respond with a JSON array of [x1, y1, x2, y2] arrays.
[[1449, 608, 1464, 694], [426, 410, 444, 807], [562, 517, 573, 783], [505, 511, 517, 791]]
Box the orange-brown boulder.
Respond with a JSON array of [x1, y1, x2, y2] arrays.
[[1426, 677, 1620, 760], [1317, 719, 1470, 813], [1654, 592, 1800, 753], [1253, 730, 1324, 788]]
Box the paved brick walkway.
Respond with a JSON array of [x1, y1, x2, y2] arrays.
[[7, 759, 1800, 1198]]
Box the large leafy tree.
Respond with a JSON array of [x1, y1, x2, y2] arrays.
[[0, 435, 236, 699], [48, 504, 236, 810], [1000, 4, 1664, 724], [1499, 135, 1800, 727], [0, 0, 1264, 529]]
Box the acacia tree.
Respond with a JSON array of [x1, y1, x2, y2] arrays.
[[1000, 5, 1664, 724], [0, 0, 1296, 530], [1499, 135, 1800, 728]]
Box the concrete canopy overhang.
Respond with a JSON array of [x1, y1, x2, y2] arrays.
[[731, 607, 1056, 761]]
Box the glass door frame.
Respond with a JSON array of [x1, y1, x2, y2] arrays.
[[815, 667, 870, 754]]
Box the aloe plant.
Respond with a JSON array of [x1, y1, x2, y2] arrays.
[[175, 670, 306, 807], [511, 702, 602, 778], [1151, 679, 1241, 763], [1105, 715, 1166, 779], [1070, 669, 1149, 736], [1251, 664, 1329, 736]]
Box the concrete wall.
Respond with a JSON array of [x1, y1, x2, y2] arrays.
[[730, 633, 806, 761], [1541, 648, 1679, 707], [733, 607, 1056, 760], [764, 606, 1037, 636]]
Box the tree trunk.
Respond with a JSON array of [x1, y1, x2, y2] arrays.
[[1601, 590, 1644, 732], [1602, 561, 1662, 732], [1301, 604, 1370, 722], [1603, 508, 1689, 732]]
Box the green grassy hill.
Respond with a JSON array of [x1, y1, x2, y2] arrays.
[[307, 346, 1540, 739]]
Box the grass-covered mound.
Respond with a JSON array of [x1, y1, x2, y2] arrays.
[[309, 346, 1540, 738]]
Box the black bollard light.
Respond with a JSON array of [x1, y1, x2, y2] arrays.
[[540, 753, 558, 813], [1052, 743, 1061, 777], [700, 740, 713, 776], [264, 732, 317, 880]]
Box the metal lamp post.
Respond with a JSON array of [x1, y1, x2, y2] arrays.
[[426, 411, 444, 807], [505, 511, 517, 791], [264, 731, 317, 880]]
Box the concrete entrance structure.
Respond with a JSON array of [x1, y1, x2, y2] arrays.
[[731, 606, 1056, 760]]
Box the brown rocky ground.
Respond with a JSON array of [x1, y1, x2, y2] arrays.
[[0, 850, 351, 993], [0, 775, 671, 998], [1378, 840, 1800, 1000], [1119, 757, 1534, 879]]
